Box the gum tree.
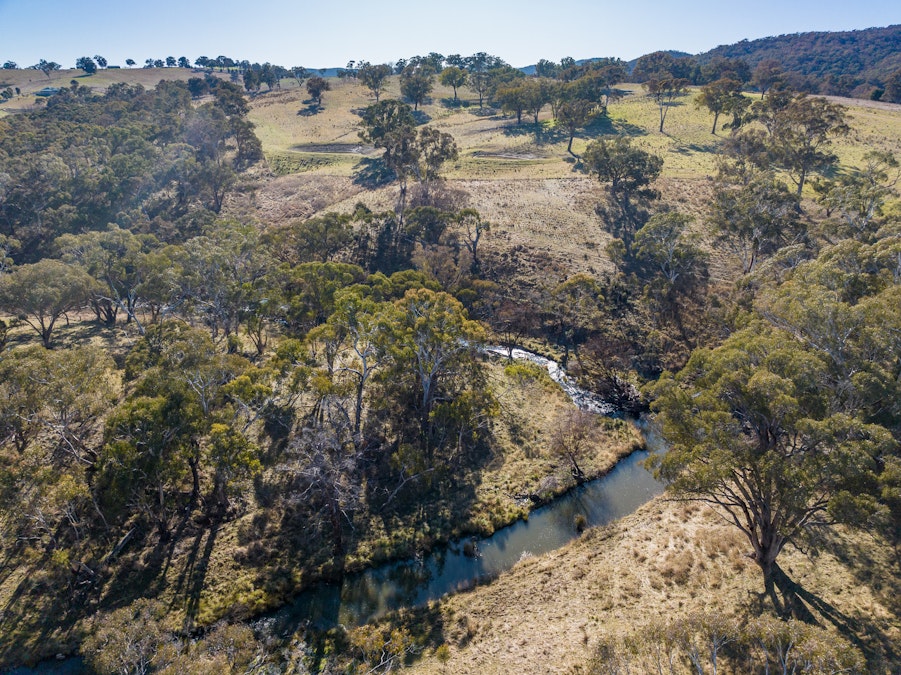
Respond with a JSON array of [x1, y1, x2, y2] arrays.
[[648, 324, 891, 618]]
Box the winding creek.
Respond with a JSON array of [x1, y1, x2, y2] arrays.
[[15, 347, 664, 673], [255, 346, 664, 635]]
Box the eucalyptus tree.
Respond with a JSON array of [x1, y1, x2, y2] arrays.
[[583, 137, 663, 259], [358, 62, 393, 102], [0, 259, 96, 347], [439, 66, 467, 101], [649, 324, 892, 618]]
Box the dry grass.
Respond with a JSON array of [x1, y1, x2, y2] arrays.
[[234, 77, 901, 291], [402, 499, 900, 674]]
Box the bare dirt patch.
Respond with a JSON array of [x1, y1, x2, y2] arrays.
[[291, 143, 377, 155]]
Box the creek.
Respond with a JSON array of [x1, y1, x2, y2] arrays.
[[15, 347, 664, 672], [254, 347, 663, 635]]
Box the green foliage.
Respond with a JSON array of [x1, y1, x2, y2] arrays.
[[695, 78, 748, 134], [583, 137, 663, 258], [305, 76, 330, 105], [0, 78, 260, 258], [0, 259, 97, 347], [439, 66, 468, 100], [358, 62, 393, 102], [708, 162, 801, 274], [648, 323, 894, 616], [400, 65, 434, 111], [700, 24, 901, 97]]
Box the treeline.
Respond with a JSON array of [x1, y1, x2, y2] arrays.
[[695, 23, 901, 99], [0, 76, 262, 264]]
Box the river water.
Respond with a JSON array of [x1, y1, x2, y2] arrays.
[[254, 348, 663, 635], [14, 347, 664, 672]]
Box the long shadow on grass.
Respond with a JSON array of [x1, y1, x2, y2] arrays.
[[501, 114, 646, 147], [171, 523, 219, 631], [0, 546, 86, 667], [773, 562, 898, 671], [353, 157, 395, 188]]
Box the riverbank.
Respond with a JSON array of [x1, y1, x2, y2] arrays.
[[0, 349, 642, 669], [389, 495, 901, 674]]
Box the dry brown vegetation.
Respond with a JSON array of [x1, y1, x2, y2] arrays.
[[398, 499, 899, 674], [1, 71, 899, 671]]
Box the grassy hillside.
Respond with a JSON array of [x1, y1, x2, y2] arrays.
[[240, 74, 901, 287], [0, 70, 899, 673]]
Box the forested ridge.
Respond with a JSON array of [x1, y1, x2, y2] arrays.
[[0, 48, 898, 674], [694, 24, 901, 99]]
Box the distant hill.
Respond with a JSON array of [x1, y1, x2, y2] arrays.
[[625, 51, 693, 75], [696, 24, 901, 97]]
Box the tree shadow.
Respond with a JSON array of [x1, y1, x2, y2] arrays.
[[773, 563, 898, 671], [469, 106, 500, 118], [297, 103, 322, 117], [411, 110, 431, 125], [171, 523, 219, 631], [440, 97, 470, 109], [672, 141, 721, 155], [500, 114, 645, 148], [502, 120, 566, 146], [609, 118, 647, 137], [352, 157, 395, 188]]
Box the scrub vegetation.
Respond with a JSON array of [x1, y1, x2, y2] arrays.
[[0, 40, 899, 673]]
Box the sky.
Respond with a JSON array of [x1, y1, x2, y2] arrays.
[[1, 0, 899, 70]]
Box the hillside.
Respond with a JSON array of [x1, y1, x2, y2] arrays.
[[0, 65, 899, 674], [696, 24, 901, 97]]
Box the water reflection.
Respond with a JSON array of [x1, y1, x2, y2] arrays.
[[266, 437, 662, 633], [262, 348, 664, 634]]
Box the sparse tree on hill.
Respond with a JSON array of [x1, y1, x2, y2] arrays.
[[33, 59, 61, 78], [93, 55, 107, 69], [306, 76, 330, 106], [439, 66, 468, 101], [709, 163, 801, 274], [166, 56, 176, 68], [649, 324, 892, 618], [497, 83, 528, 123], [584, 137, 663, 259], [695, 78, 746, 134], [645, 77, 689, 133], [75, 56, 97, 75], [752, 92, 849, 197], [2, 61, 17, 69], [177, 56, 190, 69], [556, 98, 597, 156], [358, 62, 393, 102], [752, 59, 784, 97], [291, 66, 308, 88], [125, 58, 135, 67], [400, 64, 434, 111]]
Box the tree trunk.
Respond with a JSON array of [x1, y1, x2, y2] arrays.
[[188, 454, 201, 508], [711, 111, 719, 135], [330, 498, 344, 556]]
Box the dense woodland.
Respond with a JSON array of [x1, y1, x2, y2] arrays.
[[695, 24, 901, 100], [0, 40, 899, 674]]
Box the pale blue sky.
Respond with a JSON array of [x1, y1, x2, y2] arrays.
[[1, 0, 899, 70]]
